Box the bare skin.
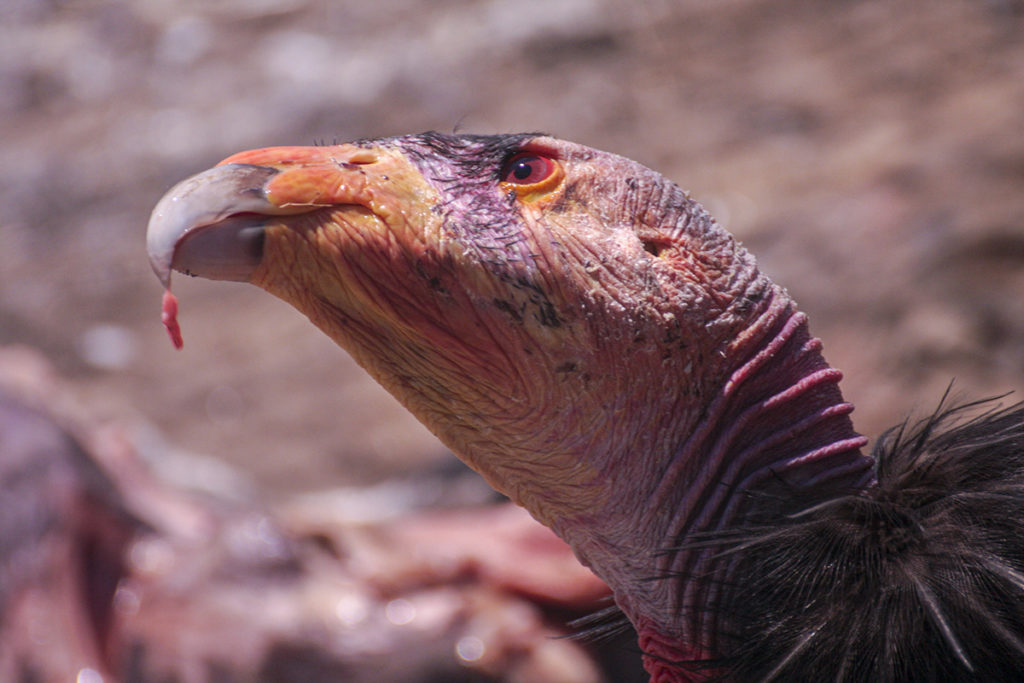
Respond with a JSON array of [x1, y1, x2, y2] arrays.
[[148, 133, 875, 680]]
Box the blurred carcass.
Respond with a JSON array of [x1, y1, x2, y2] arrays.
[[0, 347, 636, 682]]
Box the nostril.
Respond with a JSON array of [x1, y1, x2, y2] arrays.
[[335, 150, 377, 166]]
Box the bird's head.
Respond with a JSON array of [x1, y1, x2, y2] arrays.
[[149, 134, 771, 517], [148, 133, 871, 660]]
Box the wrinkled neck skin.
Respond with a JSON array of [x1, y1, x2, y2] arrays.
[[567, 286, 875, 680], [251, 137, 875, 679], [515, 269, 875, 678]]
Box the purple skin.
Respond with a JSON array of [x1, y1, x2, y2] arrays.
[[146, 133, 875, 680]]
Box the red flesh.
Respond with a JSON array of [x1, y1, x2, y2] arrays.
[[161, 290, 183, 350]]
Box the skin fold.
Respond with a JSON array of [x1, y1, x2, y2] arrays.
[[147, 133, 875, 681]]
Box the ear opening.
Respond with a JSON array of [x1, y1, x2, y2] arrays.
[[642, 239, 672, 258]]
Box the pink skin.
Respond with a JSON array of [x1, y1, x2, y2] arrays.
[[148, 133, 875, 681]]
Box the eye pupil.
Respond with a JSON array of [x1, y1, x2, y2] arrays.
[[513, 161, 534, 180]]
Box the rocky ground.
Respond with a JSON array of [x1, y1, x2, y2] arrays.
[[3, 0, 1023, 496]]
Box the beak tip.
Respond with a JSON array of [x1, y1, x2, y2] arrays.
[[146, 205, 178, 290], [145, 163, 280, 289]]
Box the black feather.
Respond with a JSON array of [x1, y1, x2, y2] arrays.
[[676, 394, 1024, 681], [568, 602, 637, 644]]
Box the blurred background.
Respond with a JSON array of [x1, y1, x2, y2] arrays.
[[1, 0, 1022, 499]]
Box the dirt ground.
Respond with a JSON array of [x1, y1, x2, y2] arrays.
[[2, 0, 1023, 501]]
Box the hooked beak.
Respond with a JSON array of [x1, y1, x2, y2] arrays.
[[146, 164, 279, 289], [146, 145, 382, 289], [145, 144, 438, 349]]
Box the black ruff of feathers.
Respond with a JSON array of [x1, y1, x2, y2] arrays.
[[664, 395, 1024, 682]]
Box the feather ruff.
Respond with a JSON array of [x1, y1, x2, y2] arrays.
[[691, 394, 1024, 681]]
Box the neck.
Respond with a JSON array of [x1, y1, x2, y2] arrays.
[[560, 287, 875, 676]]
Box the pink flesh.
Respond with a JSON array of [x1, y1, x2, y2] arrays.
[[161, 290, 184, 350]]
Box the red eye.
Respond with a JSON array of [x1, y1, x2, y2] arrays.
[[500, 153, 558, 186]]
